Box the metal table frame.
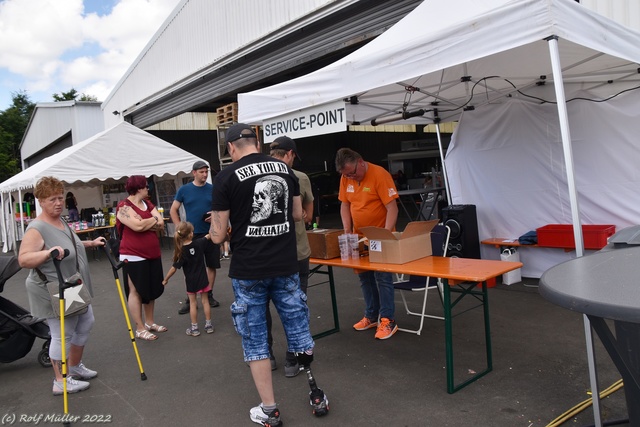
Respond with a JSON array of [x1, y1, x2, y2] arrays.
[[308, 264, 340, 339], [309, 255, 521, 393]]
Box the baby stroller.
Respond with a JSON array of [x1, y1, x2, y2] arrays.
[[0, 255, 51, 367]]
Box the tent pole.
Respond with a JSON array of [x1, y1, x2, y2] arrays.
[[7, 192, 17, 254], [548, 36, 602, 427], [0, 192, 5, 253], [17, 189, 25, 240], [434, 122, 452, 205]]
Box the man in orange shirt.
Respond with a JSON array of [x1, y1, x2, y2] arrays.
[[336, 148, 399, 339]]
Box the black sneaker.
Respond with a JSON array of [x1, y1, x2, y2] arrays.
[[209, 295, 220, 308], [178, 298, 190, 315], [284, 361, 302, 378], [249, 404, 282, 427]]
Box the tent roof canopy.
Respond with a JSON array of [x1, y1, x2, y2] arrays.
[[239, 0, 640, 127], [0, 121, 203, 193]]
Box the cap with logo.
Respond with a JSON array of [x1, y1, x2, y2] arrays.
[[270, 136, 301, 161]]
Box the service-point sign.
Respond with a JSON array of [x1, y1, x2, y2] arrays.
[[263, 100, 346, 142]]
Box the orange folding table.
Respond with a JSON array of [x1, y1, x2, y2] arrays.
[[310, 255, 522, 393]]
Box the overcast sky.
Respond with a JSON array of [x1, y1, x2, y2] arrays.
[[0, 0, 182, 110]]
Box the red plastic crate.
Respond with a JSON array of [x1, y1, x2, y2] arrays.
[[536, 224, 615, 250]]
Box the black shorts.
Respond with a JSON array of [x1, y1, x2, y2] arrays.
[[194, 233, 220, 269]]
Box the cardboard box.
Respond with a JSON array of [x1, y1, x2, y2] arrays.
[[360, 220, 438, 264], [307, 229, 343, 259]]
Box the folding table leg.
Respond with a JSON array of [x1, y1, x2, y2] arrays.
[[309, 265, 340, 340], [445, 280, 493, 394]]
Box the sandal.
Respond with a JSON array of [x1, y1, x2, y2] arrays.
[[135, 329, 158, 341], [145, 323, 168, 333]]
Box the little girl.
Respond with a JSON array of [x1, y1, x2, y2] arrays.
[[162, 222, 213, 336]]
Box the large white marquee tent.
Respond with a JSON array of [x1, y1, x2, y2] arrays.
[[238, 0, 640, 278], [0, 121, 203, 251]]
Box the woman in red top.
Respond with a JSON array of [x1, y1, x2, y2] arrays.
[[116, 175, 166, 341]]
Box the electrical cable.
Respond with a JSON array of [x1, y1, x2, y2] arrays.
[[545, 379, 623, 427], [370, 74, 640, 125]]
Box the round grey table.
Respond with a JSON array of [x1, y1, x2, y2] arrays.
[[540, 245, 640, 425]]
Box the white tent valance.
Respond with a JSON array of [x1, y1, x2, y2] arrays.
[[0, 121, 204, 252], [0, 121, 201, 193]]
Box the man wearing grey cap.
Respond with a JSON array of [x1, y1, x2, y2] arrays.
[[170, 160, 220, 315], [210, 123, 328, 426]]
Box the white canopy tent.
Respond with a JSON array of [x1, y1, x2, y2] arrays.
[[238, 0, 640, 270], [0, 121, 203, 251], [240, 0, 640, 128], [238, 1, 640, 420]]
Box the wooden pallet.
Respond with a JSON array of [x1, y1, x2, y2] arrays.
[[216, 102, 238, 125]]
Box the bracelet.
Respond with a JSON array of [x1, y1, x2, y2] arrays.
[[154, 216, 158, 223]]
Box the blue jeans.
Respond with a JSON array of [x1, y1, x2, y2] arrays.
[[357, 271, 395, 320], [231, 274, 314, 362]]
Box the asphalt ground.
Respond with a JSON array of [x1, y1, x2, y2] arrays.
[[0, 238, 631, 427]]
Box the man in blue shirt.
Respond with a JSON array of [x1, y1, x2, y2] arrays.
[[170, 161, 220, 314]]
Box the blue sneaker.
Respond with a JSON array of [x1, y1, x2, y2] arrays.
[[186, 326, 200, 337]]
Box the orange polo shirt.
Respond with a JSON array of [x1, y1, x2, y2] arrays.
[[338, 162, 399, 234]]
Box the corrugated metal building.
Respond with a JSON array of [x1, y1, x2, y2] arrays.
[[580, 0, 640, 30], [20, 101, 104, 168], [99, 0, 640, 170], [102, 0, 423, 130]]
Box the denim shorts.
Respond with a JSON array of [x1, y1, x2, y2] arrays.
[[230, 274, 314, 362]]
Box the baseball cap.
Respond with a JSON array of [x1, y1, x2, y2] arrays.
[[271, 136, 302, 161], [192, 160, 209, 171], [226, 123, 257, 143]]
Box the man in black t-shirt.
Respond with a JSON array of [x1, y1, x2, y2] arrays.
[[210, 123, 328, 426]]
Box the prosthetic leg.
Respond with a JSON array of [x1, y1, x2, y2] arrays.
[[296, 350, 329, 416]]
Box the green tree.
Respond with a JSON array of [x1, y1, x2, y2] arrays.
[[0, 91, 35, 182], [53, 88, 98, 102]]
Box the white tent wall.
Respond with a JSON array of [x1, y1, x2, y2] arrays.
[[68, 186, 104, 215], [447, 91, 640, 277]]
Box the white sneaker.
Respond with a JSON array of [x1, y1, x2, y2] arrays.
[[68, 362, 98, 380], [249, 404, 282, 426], [52, 377, 90, 395]]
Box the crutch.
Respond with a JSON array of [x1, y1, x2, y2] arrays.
[[50, 248, 75, 426], [101, 243, 147, 380]]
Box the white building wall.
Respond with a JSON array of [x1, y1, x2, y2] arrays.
[[21, 102, 104, 164], [103, 0, 358, 128], [72, 103, 105, 142], [580, 0, 640, 31], [21, 103, 74, 159]]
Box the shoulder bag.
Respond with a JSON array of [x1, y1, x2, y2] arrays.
[[37, 224, 91, 317]]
